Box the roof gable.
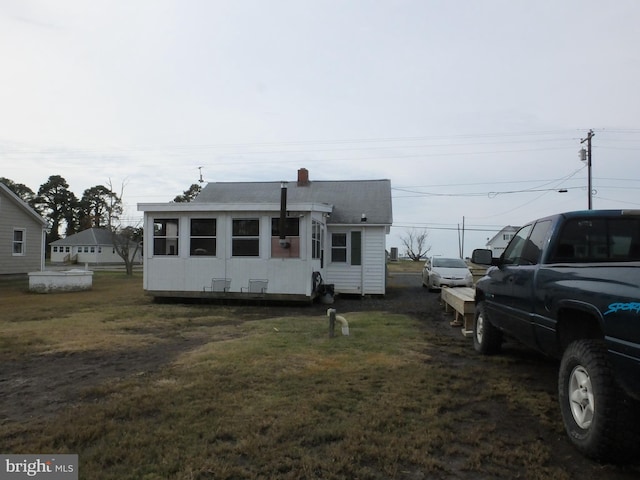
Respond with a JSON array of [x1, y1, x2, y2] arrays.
[[486, 225, 521, 246], [0, 183, 48, 226]]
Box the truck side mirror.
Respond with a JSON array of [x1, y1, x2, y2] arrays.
[[471, 248, 493, 265]]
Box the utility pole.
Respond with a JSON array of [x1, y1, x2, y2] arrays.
[[580, 129, 594, 210]]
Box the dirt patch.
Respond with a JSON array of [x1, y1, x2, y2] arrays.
[[1, 271, 638, 478]]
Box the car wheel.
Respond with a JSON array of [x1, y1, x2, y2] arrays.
[[473, 301, 502, 354], [558, 339, 640, 462]]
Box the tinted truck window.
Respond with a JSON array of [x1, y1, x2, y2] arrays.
[[551, 217, 640, 262]]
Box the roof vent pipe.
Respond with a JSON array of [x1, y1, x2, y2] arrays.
[[279, 182, 290, 248]]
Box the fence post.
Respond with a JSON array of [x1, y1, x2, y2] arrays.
[[328, 308, 336, 338]]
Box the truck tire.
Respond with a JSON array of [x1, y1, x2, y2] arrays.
[[473, 301, 502, 355], [558, 339, 639, 462]]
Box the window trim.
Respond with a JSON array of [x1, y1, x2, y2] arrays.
[[190, 218, 217, 257], [153, 218, 180, 256], [331, 232, 348, 263], [12, 228, 25, 256], [232, 218, 260, 257]]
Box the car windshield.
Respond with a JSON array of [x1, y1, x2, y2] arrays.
[[433, 258, 468, 269]]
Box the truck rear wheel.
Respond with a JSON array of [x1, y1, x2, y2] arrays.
[[473, 301, 502, 354], [558, 339, 639, 462]]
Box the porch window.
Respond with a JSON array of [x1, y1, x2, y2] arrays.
[[331, 233, 347, 262], [153, 218, 179, 256], [271, 217, 300, 258], [190, 218, 217, 256], [312, 221, 323, 259], [232, 219, 259, 257], [13, 229, 25, 255], [271, 217, 300, 237]]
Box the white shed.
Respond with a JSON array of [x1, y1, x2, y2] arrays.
[[137, 169, 393, 301]]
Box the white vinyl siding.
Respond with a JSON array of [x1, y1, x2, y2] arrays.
[[326, 226, 387, 295]]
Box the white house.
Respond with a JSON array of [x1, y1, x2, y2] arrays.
[[50, 228, 142, 265], [486, 225, 520, 257], [0, 183, 48, 274], [137, 168, 393, 301]]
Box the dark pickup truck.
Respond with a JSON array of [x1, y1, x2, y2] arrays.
[[471, 209, 640, 462]]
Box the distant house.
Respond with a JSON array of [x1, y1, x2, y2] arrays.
[[137, 168, 393, 301], [486, 225, 521, 257], [50, 228, 142, 265], [0, 183, 48, 275]]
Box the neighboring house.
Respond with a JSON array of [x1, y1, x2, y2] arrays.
[[137, 168, 393, 301], [486, 225, 521, 257], [0, 183, 48, 274], [50, 228, 142, 265]]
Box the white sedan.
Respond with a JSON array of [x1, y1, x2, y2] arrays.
[[422, 257, 473, 290]]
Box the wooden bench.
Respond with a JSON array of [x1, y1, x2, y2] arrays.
[[440, 286, 475, 337]]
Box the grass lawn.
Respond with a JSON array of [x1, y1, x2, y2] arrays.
[[386, 260, 424, 273], [0, 272, 633, 479]]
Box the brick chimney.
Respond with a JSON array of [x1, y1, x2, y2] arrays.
[[297, 168, 310, 186]]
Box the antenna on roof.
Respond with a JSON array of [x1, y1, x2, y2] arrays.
[[198, 166, 204, 183]]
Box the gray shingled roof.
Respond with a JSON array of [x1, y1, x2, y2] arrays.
[[51, 228, 120, 246], [193, 179, 393, 225]]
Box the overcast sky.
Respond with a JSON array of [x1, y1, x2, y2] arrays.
[[2, 0, 640, 257]]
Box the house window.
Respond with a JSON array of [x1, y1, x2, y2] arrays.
[[331, 233, 347, 262], [90, 247, 95, 253], [312, 220, 323, 259], [331, 231, 362, 265], [98, 247, 102, 254], [232, 219, 259, 256], [191, 219, 216, 256], [53, 246, 58, 253], [13, 229, 25, 255], [154, 219, 179, 256], [84, 247, 89, 253], [65, 247, 70, 253]]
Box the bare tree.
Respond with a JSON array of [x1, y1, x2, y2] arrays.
[[400, 228, 432, 262], [107, 179, 142, 276], [112, 226, 143, 276]]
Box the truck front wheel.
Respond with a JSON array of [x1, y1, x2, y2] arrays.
[[473, 301, 502, 354], [559, 339, 638, 462]]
